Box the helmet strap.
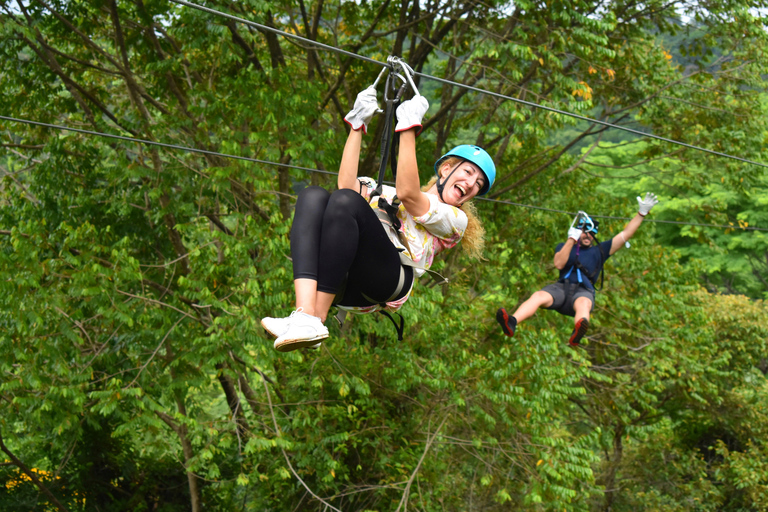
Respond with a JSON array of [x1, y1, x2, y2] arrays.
[[436, 159, 466, 203]]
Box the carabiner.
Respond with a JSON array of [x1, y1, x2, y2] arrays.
[[398, 60, 420, 96], [569, 210, 586, 229], [383, 70, 408, 103], [388, 56, 420, 96], [570, 210, 594, 233]]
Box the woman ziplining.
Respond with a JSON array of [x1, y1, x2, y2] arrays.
[[261, 60, 496, 352], [495, 193, 659, 346]]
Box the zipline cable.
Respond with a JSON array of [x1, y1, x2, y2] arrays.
[[170, 0, 768, 171], [171, 0, 383, 66], [0, 115, 336, 177], [2, 114, 766, 232], [487, 196, 765, 232]]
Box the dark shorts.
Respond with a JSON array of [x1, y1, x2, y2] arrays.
[[541, 282, 595, 317]]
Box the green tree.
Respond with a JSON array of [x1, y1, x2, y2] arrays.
[[1, 0, 767, 510]]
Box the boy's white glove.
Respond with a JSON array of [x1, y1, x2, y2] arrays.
[[568, 227, 583, 242], [395, 95, 429, 135], [637, 192, 659, 216], [344, 86, 379, 134]]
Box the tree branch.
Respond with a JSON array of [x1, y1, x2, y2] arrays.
[[0, 431, 70, 512]]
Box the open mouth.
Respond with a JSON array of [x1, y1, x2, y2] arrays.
[[454, 184, 466, 197]]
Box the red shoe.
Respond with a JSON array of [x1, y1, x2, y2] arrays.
[[496, 308, 517, 337], [568, 318, 589, 346]]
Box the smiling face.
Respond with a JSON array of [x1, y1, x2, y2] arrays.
[[436, 159, 486, 206], [579, 231, 594, 247]]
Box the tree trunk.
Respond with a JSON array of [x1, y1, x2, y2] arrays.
[[602, 422, 625, 512]]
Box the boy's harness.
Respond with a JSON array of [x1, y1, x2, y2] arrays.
[[561, 210, 606, 292], [561, 238, 606, 292]]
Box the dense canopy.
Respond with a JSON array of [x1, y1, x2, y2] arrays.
[[1, 0, 768, 510]]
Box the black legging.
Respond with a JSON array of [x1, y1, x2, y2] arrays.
[[290, 186, 413, 307]]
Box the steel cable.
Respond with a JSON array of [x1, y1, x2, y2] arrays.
[[170, 0, 768, 170], [1, 114, 765, 232]]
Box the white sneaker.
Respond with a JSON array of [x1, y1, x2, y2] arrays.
[[261, 308, 306, 338], [274, 312, 329, 352]]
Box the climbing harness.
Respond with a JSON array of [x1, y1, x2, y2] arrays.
[[366, 57, 450, 282], [369, 57, 410, 200], [561, 211, 606, 291], [368, 57, 419, 295], [336, 59, 495, 340], [336, 57, 429, 340], [369, 57, 410, 262]]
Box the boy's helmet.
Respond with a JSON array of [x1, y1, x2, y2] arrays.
[[577, 216, 599, 234]]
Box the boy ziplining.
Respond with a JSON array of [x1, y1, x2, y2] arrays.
[[496, 193, 659, 346]]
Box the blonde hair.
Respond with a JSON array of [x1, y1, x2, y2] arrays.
[[422, 174, 485, 260]]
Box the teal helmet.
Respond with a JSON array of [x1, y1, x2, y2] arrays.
[[433, 145, 496, 196], [577, 216, 599, 235]]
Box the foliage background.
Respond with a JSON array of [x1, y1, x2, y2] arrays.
[[1, 0, 767, 510]]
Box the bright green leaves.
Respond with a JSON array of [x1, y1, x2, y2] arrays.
[[1, 0, 768, 510]]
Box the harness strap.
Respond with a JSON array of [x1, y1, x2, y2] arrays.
[[375, 196, 401, 230], [333, 264, 411, 338], [563, 265, 582, 284], [333, 308, 405, 342], [371, 71, 407, 199], [360, 264, 408, 305], [373, 196, 419, 263], [563, 242, 583, 284], [334, 309, 347, 329], [562, 238, 605, 291], [398, 252, 448, 286], [378, 310, 405, 341], [371, 192, 449, 286], [563, 281, 579, 308], [360, 264, 411, 342]]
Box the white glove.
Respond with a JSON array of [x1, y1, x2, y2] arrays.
[[568, 227, 582, 242], [344, 86, 379, 134], [395, 95, 429, 135], [637, 192, 659, 216]]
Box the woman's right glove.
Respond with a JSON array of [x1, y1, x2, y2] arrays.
[[395, 95, 429, 135], [344, 86, 379, 134], [637, 192, 659, 216]]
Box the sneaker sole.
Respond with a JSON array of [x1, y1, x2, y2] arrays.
[[568, 318, 589, 346], [274, 333, 329, 352], [496, 308, 514, 337], [261, 319, 283, 338]]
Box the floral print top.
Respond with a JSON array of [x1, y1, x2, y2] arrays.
[[337, 179, 468, 315]]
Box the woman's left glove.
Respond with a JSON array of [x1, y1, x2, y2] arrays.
[[344, 86, 379, 134], [637, 192, 659, 216], [395, 96, 429, 135]]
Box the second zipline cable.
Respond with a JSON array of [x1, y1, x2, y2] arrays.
[[2, 114, 765, 232]]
